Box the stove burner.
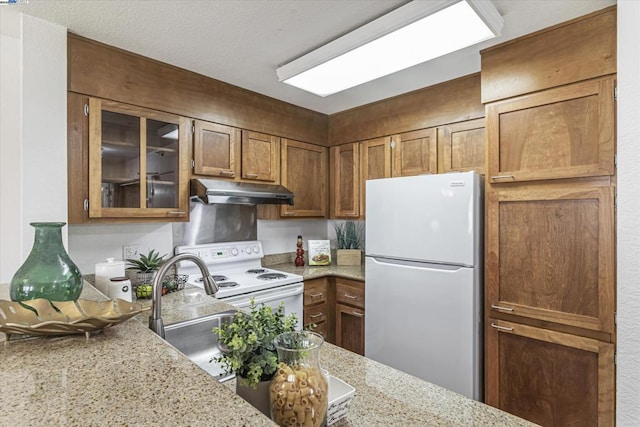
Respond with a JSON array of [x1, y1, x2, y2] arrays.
[[247, 269, 267, 274], [257, 273, 288, 280], [196, 275, 228, 283], [218, 281, 239, 288]]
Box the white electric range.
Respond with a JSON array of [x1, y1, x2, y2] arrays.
[[174, 240, 303, 326]]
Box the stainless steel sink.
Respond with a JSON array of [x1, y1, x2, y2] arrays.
[[163, 310, 237, 382]]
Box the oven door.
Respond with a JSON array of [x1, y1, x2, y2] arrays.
[[220, 283, 304, 329]]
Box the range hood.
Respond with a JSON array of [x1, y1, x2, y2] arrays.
[[191, 178, 294, 205]]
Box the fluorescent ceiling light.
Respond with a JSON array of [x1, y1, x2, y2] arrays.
[[277, 0, 503, 97]]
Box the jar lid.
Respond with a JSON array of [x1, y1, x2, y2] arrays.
[[110, 276, 129, 282]]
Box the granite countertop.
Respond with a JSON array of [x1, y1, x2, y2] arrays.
[[262, 253, 365, 281], [0, 282, 534, 426]]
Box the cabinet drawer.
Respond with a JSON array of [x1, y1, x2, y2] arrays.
[[304, 280, 328, 306], [304, 304, 328, 326], [336, 283, 365, 309], [311, 318, 328, 339]]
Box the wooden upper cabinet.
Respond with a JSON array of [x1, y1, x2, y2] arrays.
[[485, 319, 614, 426], [440, 118, 485, 174], [87, 97, 190, 220], [280, 139, 328, 218], [330, 143, 360, 219], [486, 185, 614, 334], [193, 120, 241, 178], [359, 137, 392, 217], [241, 130, 280, 183], [486, 76, 615, 184], [391, 127, 437, 177]]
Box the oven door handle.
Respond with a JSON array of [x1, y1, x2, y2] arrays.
[[226, 286, 303, 307]]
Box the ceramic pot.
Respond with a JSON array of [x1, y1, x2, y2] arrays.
[[10, 222, 83, 302], [236, 376, 272, 417]]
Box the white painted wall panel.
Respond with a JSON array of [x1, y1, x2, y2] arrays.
[[617, 1, 640, 425]]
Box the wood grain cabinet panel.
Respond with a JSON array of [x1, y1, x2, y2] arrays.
[[193, 120, 241, 178], [486, 76, 615, 184], [241, 130, 280, 183], [303, 278, 331, 342], [335, 303, 365, 356], [330, 143, 360, 219], [280, 139, 328, 218], [391, 127, 437, 177], [87, 97, 190, 220], [486, 185, 614, 333], [486, 319, 614, 426], [359, 137, 392, 218], [334, 278, 365, 355], [439, 118, 485, 174]]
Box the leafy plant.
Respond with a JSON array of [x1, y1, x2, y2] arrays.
[[333, 220, 363, 249], [212, 300, 298, 388], [126, 249, 166, 272]]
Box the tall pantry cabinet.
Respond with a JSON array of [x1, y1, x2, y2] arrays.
[[481, 7, 617, 426]]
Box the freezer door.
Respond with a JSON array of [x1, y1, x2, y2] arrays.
[[366, 171, 480, 267], [365, 256, 482, 400]]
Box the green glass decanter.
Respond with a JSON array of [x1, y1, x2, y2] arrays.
[[10, 222, 83, 302]]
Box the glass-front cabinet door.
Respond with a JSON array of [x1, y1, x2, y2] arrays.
[[88, 98, 189, 219]]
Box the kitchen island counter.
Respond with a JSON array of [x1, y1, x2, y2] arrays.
[[0, 282, 534, 426]]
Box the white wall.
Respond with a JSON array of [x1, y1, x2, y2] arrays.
[[258, 219, 328, 255], [0, 10, 67, 282], [616, 1, 640, 424]]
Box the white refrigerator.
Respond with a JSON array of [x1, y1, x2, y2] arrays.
[[365, 171, 483, 400]]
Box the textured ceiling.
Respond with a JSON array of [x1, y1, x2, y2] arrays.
[[16, 0, 616, 115]]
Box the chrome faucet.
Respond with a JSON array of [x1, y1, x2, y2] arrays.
[[149, 253, 218, 338]]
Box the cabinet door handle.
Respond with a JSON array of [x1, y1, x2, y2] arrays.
[[344, 293, 358, 299], [310, 313, 324, 319], [351, 311, 364, 318], [283, 212, 296, 216], [490, 323, 513, 332], [490, 175, 515, 180], [167, 211, 186, 216], [220, 170, 235, 177], [345, 213, 359, 217], [245, 173, 258, 178], [491, 304, 514, 312], [309, 293, 324, 298]]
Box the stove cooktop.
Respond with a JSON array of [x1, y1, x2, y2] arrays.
[[174, 241, 303, 299]]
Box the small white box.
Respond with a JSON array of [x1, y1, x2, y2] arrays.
[[327, 375, 355, 425]]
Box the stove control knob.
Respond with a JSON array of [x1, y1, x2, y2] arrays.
[[231, 248, 239, 256], [252, 245, 260, 254]]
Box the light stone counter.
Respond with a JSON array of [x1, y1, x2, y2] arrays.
[[0, 281, 534, 426], [262, 255, 365, 282]]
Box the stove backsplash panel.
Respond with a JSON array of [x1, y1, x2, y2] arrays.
[[172, 201, 257, 247]]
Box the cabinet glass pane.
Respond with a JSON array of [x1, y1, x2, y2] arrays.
[[101, 110, 140, 208], [146, 119, 179, 208]]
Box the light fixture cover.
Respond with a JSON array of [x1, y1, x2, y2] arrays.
[[277, 0, 503, 97]]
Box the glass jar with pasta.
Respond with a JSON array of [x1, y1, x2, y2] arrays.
[[270, 331, 328, 427]]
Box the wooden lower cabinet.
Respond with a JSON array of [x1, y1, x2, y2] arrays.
[[334, 278, 365, 355], [302, 277, 365, 354], [486, 318, 614, 426], [303, 278, 331, 342], [335, 304, 365, 355]]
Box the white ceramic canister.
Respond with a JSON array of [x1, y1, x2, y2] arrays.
[[95, 258, 126, 295], [107, 276, 133, 302]]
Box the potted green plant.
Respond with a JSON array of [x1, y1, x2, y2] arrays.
[[212, 300, 298, 416], [126, 249, 166, 298], [333, 220, 363, 265]]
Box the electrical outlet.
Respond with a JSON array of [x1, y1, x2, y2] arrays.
[[123, 245, 142, 260]]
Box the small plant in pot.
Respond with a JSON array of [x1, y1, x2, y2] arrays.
[[126, 249, 166, 298], [333, 220, 364, 265], [212, 300, 298, 416]]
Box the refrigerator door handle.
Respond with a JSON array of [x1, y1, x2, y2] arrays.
[[367, 256, 469, 270]]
